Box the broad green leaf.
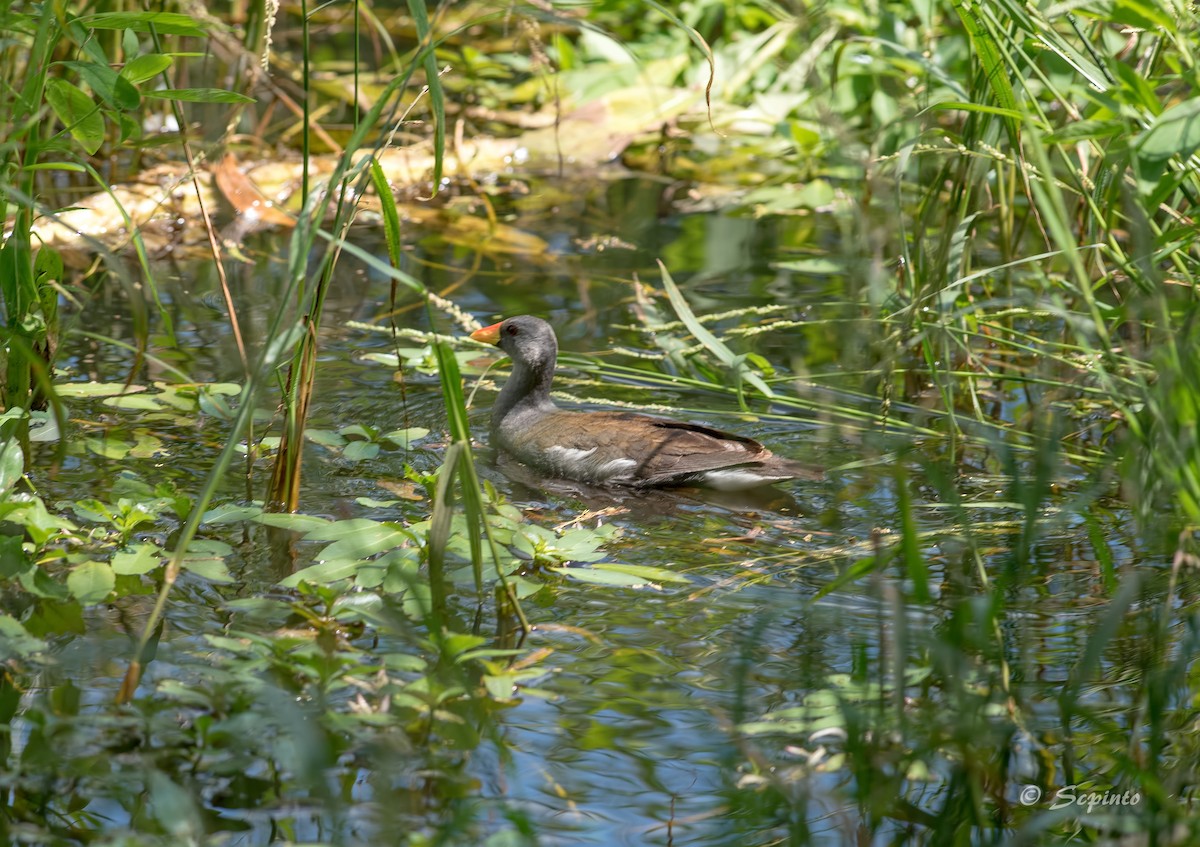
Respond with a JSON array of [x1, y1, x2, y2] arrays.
[[44, 78, 105, 155], [280, 559, 366, 587], [85, 437, 132, 459], [129, 435, 167, 458], [20, 566, 71, 600], [104, 394, 163, 410], [112, 543, 163, 575], [0, 614, 47, 659], [122, 54, 173, 84], [1138, 97, 1200, 161], [318, 525, 412, 561], [202, 503, 264, 524], [147, 771, 203, 838], [0, 438, 24, 493], [339, 424, 376, 439], [0, 536, 31, 579], [180, 557, 233, 583], [343, 441, 381, 461], [60, 60, 140, 110], [583, 562, 689, 584], [381, 427, 430, 448], [306, 429, 345, 448], [549, 564, 678, 587], [58, 382, 147, 398], [67, 560, 116, 604], [254, 512, 332, 532], [180, 539, 234, 557]]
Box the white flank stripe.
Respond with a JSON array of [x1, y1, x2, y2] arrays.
[[595, 458, 637, 477], [698, 468, 776, 491], [546, 445, 597, 463]]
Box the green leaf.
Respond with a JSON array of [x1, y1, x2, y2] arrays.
[[85, 437, 132, 459], [254, 512, 331, 532], [280, 559, 366, 588], [548, 563, 684, 587], [306, 429, 345, 448], [0, 614, 47, 660], [112, 543, 164, 575], [44, 78, 105, 155], [104, 394, 163, 410], [0, 536, 31, 579], [948, 0, 1019, 144], [144, 88, 255, 104], [67, 560, 116, 604], [77, 12, 207, 37], [121, 54, 173, 84], [202, 503, 264, 524], [58, 382, 147, 397], [0, 438, 25, 493], [1137, 97, 1200, 161], [180, 557, 233, 583], [60, 60, 140, 110], [343, 441, 381, 461], [381, 427, 430, 449], [585, 562, 689, 584]]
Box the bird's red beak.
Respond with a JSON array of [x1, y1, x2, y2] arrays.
[[470, 321, 503, 345]]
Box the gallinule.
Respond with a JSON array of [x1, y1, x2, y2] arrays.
[[470, 316, 817, 490]]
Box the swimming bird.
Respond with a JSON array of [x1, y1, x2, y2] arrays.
[[470, 315, 818, 490]]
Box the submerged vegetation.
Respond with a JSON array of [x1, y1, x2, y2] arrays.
[[1, 0, 1199, 843]]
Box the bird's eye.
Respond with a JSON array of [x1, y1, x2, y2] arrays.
[[506, 324, 520, 336]]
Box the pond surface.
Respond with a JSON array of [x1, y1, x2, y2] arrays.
[[12, 173, 1191, 846]]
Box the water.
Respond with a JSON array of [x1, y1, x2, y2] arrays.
[[8, 175, 1190, 845]]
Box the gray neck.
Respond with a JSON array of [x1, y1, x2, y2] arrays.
[[492, 357, 556, 432]]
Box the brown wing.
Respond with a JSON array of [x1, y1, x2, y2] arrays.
[[517, 410, 774, 485]]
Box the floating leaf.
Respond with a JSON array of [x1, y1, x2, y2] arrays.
[[67, 560, 116, 604], [129, 434, 167, 458], [343, 441, 381, 461], [85, 437, 132, 460], [255, 512, 332, 532], [306, 429, 345, 448], [104, 394, 163, 410], [58, 382, 147, 398], [316, 523, 412, 561], [112, 543, 164, 575], [339, 424, 376, 440], [280, 558, 366, 587], [202, 503, 264, 524], [381, 427, 430, 449], [586, 562, 688, 583], [180, 557, 233, 583], [548, 563, 682, 587]]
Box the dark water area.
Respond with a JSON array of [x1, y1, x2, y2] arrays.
[[15, 174, 1187, 846]]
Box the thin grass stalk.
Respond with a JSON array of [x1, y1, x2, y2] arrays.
[[266, 3, 444, 509]]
